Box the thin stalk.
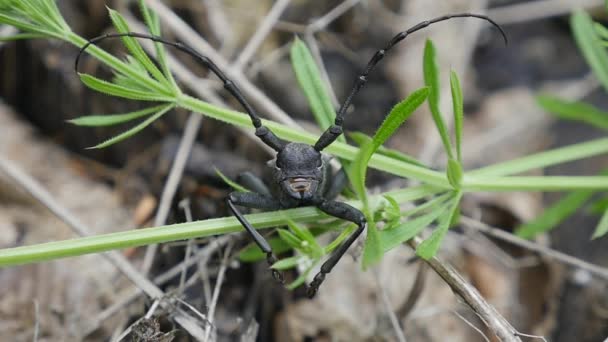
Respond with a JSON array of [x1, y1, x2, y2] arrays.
[[469, 137, 608, 177], [463, 175, 608, 191], [0, 187, 432, 267], [177, 94, 450, 187]]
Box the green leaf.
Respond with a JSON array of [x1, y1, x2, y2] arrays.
[[290, 37, 339, 135], [0, 33, 46, 41], [423, 40, 454, 159], [348, 132, 427, 167], [592, 209, 608, 239], [270, 255, 300, 270], [88, 104, 174, 149], [537, 95, 608, 131], [571, 10, 608, 93], [446, 158, 463, 189], [416, 192, 462, 259], [286, 220, 322, 256], [68, 105, 168, 127], [450, 71, 464, 161], [515, 190, 595, 238], [362, 220, 382, 269], [277, 228, 302, 251], [238, 237, 290, 262], [214, 168, 249, 192], [348, 87, 430, 203], [324, 224, 355, 253], [400, 192, 451, 218], [286, 268, 313, 290], [137, 0, 177, 88], [107, 8, 170, 88], [79, 73, 174, 102], [381, 201, 449, 253]]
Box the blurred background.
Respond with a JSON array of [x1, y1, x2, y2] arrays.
[[0, 0, 607, 341]]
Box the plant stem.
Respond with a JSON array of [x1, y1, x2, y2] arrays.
[[0, 186, 439, 267], [177, 94, 450, 187], [469, 137, 608, 177], [463, 175, 608, 191]]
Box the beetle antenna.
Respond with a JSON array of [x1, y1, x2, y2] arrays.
[[314, 13, 507, 151]]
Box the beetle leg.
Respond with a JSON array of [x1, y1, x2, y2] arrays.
[[227, 192, 284, 283], [307, 200, 366, 298], [237, 172, 271, 197]]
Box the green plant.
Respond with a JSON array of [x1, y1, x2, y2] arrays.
[[516, 7, 608, 239], [1, 1, 608, 282]]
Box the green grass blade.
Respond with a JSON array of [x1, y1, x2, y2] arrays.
[[138, 0, 177, 88], [350, 132, 426, 167], [416, 192, 462, 259], [79, 73, 173, 101], [450, 71, 464, 161], [446, 158, 463, 189], [571, 10, 608, 93], [0, 33, 46, 41], [469, 137, 608, 177], [515, 190, 594, 238], [362, 219, 382, 269], [89, 104, 174, 149], [423, 40, 454, 159], [537, 95, 608, 131], [348, 87, 430, 204], [107, 8, 170, 88], [68, 104, 167, 127], [290, 37, 338, 134], [286, 219, 322, 255], [592, 209, 608, 239], [381, 201, 449, 253], [270, 255, 300, 270], [277, 228, 302, 250], [239, 237, 290, 262], [214, 168, 249, 192]]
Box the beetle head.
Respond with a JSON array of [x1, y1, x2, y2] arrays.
[[273, 143, 323, 200]]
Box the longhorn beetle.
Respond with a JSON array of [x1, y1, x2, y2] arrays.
[[76, 13, 506, 298]]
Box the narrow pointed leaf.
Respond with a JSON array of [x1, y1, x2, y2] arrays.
[[79, 73, 173, 101], [286, 268, 312, 290], [516, 190, 594, 238], [571, 10, 608, 93], [423, 40, 454, 159], [381, 203, 449, 252], [350, 132, 426, 167], [446, 158, 463, 189], [290, 37, 339, 135], [362, 220, 382, 269], [214, 168, 249, 192], [349, 87, 430, 202], [416, 192, 462, 259], [89, 104, 174, 149], [270, 255, 300, 270], [450, 71, 464, 161], [277, 228, 302, 250], [537, 95, 608, 131], [68, 105, 167, 127], [138, 0, 177, 87], [287, 219, 322, 253], [239, 237, 290, 262], [108, 8, 169, 87], [0, 33, 46, 41], [592, 209, 608, 239]]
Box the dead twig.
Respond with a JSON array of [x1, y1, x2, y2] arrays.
[[460, 216, 608, 280], [407, 237, 523, 342], [0, 155, 207, 339], [203, 242, 234, 341]]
